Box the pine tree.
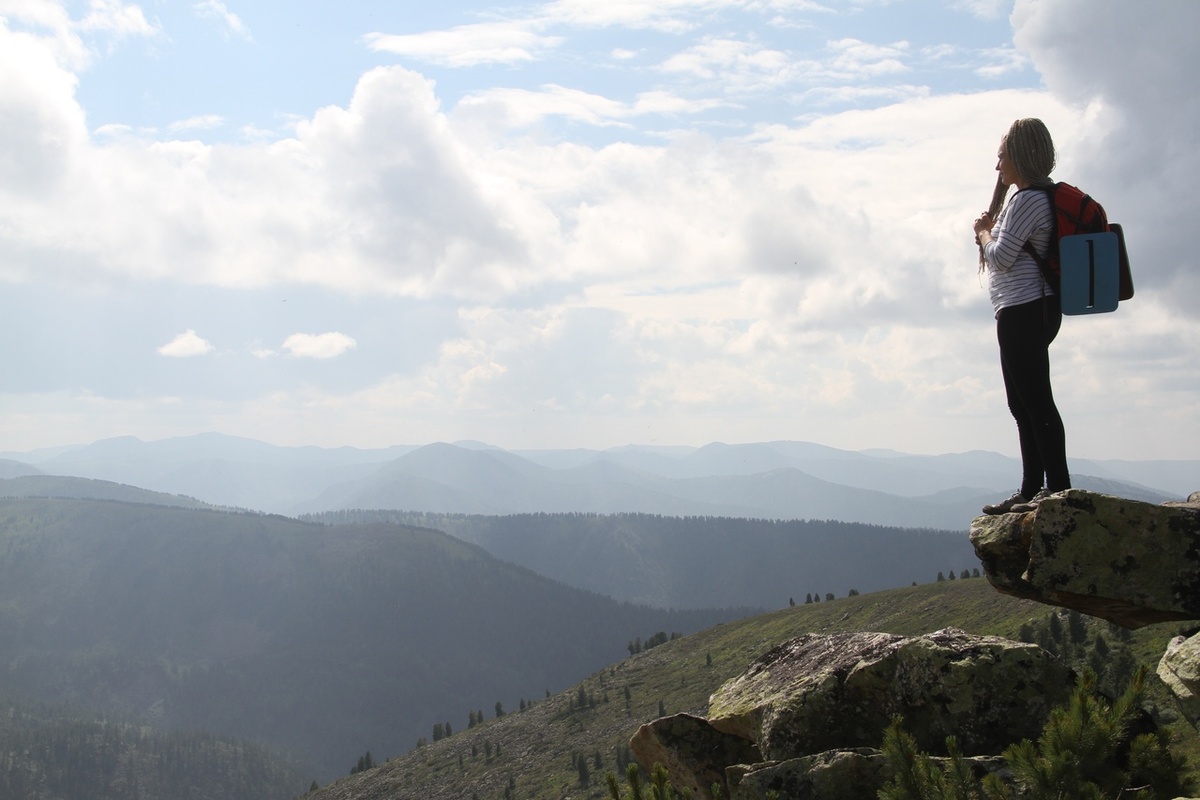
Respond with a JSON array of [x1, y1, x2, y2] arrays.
[[879, 667, 1193, 800], [577, 753, 591, 786]]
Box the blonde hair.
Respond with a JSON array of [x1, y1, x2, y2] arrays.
[[980, 118, 1056, 269]]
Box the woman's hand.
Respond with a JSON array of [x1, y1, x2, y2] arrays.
[[972, 212, 993, 237]]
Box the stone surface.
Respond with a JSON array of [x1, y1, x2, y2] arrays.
[[705, 628, 1074, 763], [727, 749, 888, 800], [629, 713, 759, 799], [970, 489, 1200, 629], [728, 749, 1009, 800], [1159, 632, 1200, 729], [634, 629, 1072, 799]]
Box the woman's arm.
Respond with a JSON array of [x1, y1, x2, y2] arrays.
[[975, 190, 1050, 272]]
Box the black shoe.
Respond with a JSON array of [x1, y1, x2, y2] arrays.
[[982, 491, 1028, 515]]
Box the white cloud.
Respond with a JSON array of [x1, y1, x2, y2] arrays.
[[281, 332, 357, 360], [455, 84, 635, 129], [0, 64, 530, 294], [168, 114, 225, 133], [823, 37, 909, 80], [538, 0, 725, 33], [1011, 0, 1200, 316], [158, 330, 214, 357], [950, 0, 1009, 20], [0, 0, 1198, 460], [798, 83, 929, 107], [0, 17, 88, 197], [81, 0, 157, 38], [363, 23, 562, 67], [193, 0, 252, 42], [0, 0, 157, 71], [972, 46, 1027, 79], [660, 37, 795, 91]]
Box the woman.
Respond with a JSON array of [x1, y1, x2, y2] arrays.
[[972, 118, 1071, 515]]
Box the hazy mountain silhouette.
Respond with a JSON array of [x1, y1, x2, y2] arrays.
[[2, 433, 1188, 524]]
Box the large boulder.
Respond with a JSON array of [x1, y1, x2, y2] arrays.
[[707, 628, 1072, 760], [969, 490, 1200, 629], [629, 713, 759, 798], [1159, 632, 1200, 728], [632, 628, 1074, 799]]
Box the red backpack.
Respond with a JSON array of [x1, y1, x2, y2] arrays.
[[1023, 183, 1134, 313]]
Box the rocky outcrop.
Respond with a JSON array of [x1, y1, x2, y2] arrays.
[[970, 489, 1200, 734], [969, 489, 1200, 628], [631, 490, 1200, 799], [630, 628, 1074, 800]]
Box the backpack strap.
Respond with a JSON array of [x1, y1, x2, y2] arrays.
[[1019, 184, 1060, 295]]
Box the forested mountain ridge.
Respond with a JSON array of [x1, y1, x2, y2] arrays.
[[0, 497, 750, 783], [0, 473, 214, 509], [307, 510, 979, 609], [0, 695, 308, 800]]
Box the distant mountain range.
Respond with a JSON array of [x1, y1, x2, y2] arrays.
[[3, 436, 1193, 794], [2, 433, 1193, 527]]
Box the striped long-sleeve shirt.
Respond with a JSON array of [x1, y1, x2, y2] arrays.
[[983, 187, 1053, 315]]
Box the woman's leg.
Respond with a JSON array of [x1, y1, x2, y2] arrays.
[[997, 298, 1070, 495]]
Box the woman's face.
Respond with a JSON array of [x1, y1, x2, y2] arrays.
[[996, 139, 1021, 188]]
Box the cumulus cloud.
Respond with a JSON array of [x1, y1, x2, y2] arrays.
[[282, 332, 357, 359], [1012, 0, 1200, 315], [158, 330, 214, 357], [0, 62, 530, 295], [0, 0, 1197, 460]]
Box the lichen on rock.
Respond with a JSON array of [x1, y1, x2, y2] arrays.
[[970, 489, 1200, 628]]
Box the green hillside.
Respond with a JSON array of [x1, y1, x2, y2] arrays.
[[308, 578, 1200, 800], [0, 497, 750, 783]]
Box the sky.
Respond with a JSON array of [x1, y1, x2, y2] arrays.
[[0, 0, 1197, 461]]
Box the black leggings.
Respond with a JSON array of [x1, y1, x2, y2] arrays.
[[997, 296, 1070, 497]]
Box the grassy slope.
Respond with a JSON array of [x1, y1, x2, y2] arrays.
[[309, 578, 1200, 800]]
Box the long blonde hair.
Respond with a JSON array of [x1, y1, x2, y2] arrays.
[[979, 118, 1056, 268]]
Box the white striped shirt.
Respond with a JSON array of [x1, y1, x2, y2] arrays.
[[984, 187, 1054, 314]]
